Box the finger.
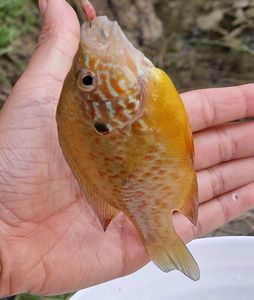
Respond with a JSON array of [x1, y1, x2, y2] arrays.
[[174, 182, 254, 242], [7, 0, 80, 107], [181, 84, 254, 132], [81, 0, 97, 21], [197, 157, 254, 204], [194, 121, 254, 170]]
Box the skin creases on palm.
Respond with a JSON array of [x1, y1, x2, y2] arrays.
[[0, 0, 253, 296]]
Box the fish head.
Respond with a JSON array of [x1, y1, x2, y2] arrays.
[[73, 16, 153, 135]]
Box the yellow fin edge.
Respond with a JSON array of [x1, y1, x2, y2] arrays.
[[145, 234, 200, 281]]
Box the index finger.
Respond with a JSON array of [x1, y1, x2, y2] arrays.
[[181, 84, 254, 132]]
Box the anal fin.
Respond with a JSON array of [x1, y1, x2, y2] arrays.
[[145, 232, 200, 281]]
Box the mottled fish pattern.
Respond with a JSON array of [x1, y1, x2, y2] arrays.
[[56, 15, 200, 280]]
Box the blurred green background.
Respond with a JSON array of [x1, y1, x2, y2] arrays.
[[0, 0, 254, 299], [1, 0, 254, 108]]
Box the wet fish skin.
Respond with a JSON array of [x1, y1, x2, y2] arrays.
[[56, 16, 200, 281]]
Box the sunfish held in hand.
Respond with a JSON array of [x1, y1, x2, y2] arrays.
[[56, 10, 200, 281]]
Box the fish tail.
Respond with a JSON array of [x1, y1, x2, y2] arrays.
[[145, 233, 200, 281]]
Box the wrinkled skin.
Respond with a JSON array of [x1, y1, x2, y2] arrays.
[[0, 0, 253, 297]]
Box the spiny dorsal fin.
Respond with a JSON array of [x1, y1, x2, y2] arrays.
[[178, 176, 198, 226], [184, 120, 195, 162]]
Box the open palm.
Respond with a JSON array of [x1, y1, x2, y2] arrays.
[[0, 0, 253, 296]]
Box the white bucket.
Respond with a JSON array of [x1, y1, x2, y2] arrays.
[[70, 236, 254, 300]]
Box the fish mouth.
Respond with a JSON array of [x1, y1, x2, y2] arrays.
[[94, 122, 110, 135]]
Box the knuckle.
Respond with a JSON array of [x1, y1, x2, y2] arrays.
[[37, 18, 58, 48], [37, 17, 79, 61], [201, 91, 217, 128], [238, 85, 253, 118], [215, 196, 230, 223], [216, 127, 238, 162], [208, 167, 225, 197]]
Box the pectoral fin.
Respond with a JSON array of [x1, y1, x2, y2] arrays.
[[93, 199, 119, 231], [84, 184, 119, 231], [121, 135, 150, 185]]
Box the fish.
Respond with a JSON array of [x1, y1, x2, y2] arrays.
[[56, 1, 200, 281]]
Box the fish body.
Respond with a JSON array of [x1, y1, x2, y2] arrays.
[[57, 16, 199, 280]]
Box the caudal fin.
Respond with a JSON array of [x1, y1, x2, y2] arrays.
[[145, 234, 200, 281]]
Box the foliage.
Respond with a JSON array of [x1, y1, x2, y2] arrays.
[[155, 0, 254, 89], [0, 0, 33, 55], [0, 0, 40, 105]]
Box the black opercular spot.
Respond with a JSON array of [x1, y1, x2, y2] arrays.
[[82, 75, 93, 86], [94, 122, 110, 135]]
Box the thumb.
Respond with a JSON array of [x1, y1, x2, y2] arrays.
[[6, 0, 80, 108], [27, 0, 80, 76]]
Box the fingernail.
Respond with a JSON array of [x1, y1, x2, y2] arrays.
[[39, 0, 48, 14]]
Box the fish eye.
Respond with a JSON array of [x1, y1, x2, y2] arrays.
[[82, 75, 93, 86], [78, 70, 97, 92]]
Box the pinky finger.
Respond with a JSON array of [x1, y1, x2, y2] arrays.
[[174, 182, 254, 243]]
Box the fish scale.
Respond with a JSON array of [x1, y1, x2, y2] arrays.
[[56, 13, 200, 281]]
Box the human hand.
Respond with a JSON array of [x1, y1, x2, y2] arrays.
[[0, 0, 253, 297]]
